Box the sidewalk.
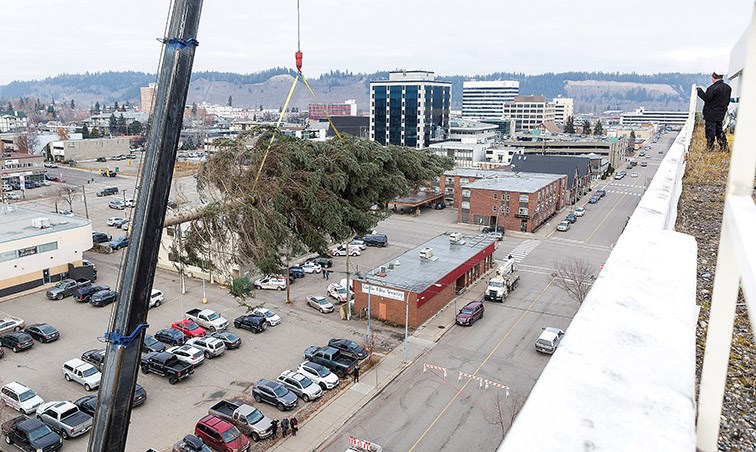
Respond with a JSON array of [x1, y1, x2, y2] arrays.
[[271, 276, 493, 452]]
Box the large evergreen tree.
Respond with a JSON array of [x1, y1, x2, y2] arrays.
[[593, 120, 603, 135], [178, 128, 454, 276], [563, 116, 576, 134], [581, 119, 591, 135]]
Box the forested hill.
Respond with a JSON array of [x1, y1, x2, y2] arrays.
[[0, 70, 708, 114]]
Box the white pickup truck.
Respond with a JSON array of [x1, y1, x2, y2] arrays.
[[62, 358, 101, 391], [185, 308, 228, 332]]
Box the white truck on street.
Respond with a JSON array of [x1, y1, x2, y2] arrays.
[[185, 308, 228, 332], [484, 257, 520, 302]]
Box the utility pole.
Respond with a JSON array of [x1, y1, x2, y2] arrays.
[[82, 185, 90, 219], [88, 2, 203, 450]]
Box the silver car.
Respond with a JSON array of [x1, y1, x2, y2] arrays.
[[276, 370, 323, 402], [307, 296, 334, 314]]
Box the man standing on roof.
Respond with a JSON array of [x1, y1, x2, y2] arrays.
[[697, 72, 732, 151]]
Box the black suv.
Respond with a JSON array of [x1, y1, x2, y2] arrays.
[[362, 234, 388, 247], [0, 332, 34, 352], [289, 266, 305, 279], [233, 315, 267, 334], [143, 334, 167, 353], [92, 232, 112, 244], [96, 187, 118, 197], [154, 328, 187, 346], [81, 349, 107, 370], [306, 256, 333, 268], [89, 290, 117, 307], [482, 226, 505, 234], [73, 284, 110, 303], [252, 379, 298, 411]]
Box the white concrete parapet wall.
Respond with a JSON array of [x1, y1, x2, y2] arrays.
[[500, 100, 699, 451]]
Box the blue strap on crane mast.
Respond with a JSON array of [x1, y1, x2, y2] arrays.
[[163, 37, 199, 50], [104, 323, 149, 346]]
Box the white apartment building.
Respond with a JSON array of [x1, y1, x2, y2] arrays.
[[502, 96, 556, 131], [462, 80, 519, 120], [552, 97, 574, 124], [619, 107, 688, 127], [449, 119, 498, 144], [429, 141, 488, 168]]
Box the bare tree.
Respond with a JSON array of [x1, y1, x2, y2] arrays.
[[552, 258, 595, 304], [56, 184, 78, 212], [16, 130, 40, 154], [56, 127, 69, 141], [488, 390, 526, 441]]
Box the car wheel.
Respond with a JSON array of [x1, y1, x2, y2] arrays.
[[336, 370, 345, 378], [56, 294, 63, 300], [168, 376, 178, 385], [85, 384, 92, 391], [277, 402, 285, 411], [320, 308, 326, 313], [319, 382, 327, 390], [261, 323, 267, 331], [13, 326, 21, 332], [303, 393, 310, 402], [61, 430, 69, 439], [277, 286, 284, 291], [141, 365, 148, 374], [205, 351, 212, 359], [4, 435, 11, 444], [64, 373, 70, 381], [253, 285, 261, 290], [253, 393, 261, 403], [252, 432, 260, 442], [154, 301, 161, 307]]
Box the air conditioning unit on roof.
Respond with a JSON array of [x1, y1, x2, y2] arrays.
[[419, 247, 434, 259]]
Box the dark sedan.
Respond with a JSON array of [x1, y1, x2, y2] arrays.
[[328, 338, 368, 360], [0, 332, 35, 352], [210, 331, 241, 350], [74, 384, 146, 417], [565, 213, 577, 223], [81, 349, 106, 370], [24, 323, 60, 343], [252, 379, 298, 411], [154, 328, 187, 346], [73, 284, 110, 303], [143, 334, 167, 353], [90, 290, 117, 307]]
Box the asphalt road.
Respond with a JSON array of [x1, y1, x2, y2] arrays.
[[320, 132, 679, 452]]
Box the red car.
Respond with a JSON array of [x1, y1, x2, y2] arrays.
[[171, 319, 206, 338], [195, 415, 249, 452]]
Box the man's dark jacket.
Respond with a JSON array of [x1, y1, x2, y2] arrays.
[[697, 80, 731, 122]]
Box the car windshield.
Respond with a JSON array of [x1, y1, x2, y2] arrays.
[[82, 367, 99, 377], [299, 376, 313, 388], [318, 299, 329, 306], [28, 424, 53, 441], [273, 385, 288, 397], [220, 426, 241, 443], [489, 281, 503, 288], [206, 312, 220, 321], [218, 332, 238, 341], [145, 336, 158, 346], [18, 389, 37, 401], [246, 408, 264, 425], [315, 366, 330, 377], [263, 311, 274, 318], [460, 307, 475, 314], [185, 322, 199, 331], [347, 343, 359, 352]]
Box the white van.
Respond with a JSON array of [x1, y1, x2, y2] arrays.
[[535, 327, 564, 354]]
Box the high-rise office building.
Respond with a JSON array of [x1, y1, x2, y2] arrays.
[[501, 96, 555, 131], [552, 97, 574, 125], [370, 71, 451, 149], [140, 83, 156, 114], [462, 80, 519, 120]]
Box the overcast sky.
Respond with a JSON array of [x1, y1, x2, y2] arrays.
[[0, 0, 751, 86]]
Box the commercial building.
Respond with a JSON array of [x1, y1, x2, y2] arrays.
[[353, 233, 497, 328], [370, 71, 451, 149], [308, 99, 357, 120], [50, 137, 131, 163], [1, 152, 46, 187], [461, 81, 519, 120], [87, 112, 148, 130], [0, 206, 93, 298], [619, 107, 688, 127], [458, 171, 568, 232], [510, 154, 592, 205], [501, 96, 556, 131], [449, 119, 498, 144], [500, 135, 626, 171], [429, 141, 488, 168], [140, 83, 156, 113], [552, 97, 574, 125]]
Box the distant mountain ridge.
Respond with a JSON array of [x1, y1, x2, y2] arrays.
[[0, 70, 707, 114]]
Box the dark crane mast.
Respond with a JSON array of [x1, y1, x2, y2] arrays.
[[89, 1, 204, 450]]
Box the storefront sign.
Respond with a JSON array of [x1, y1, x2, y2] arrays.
[[362, 284, 404, 301]]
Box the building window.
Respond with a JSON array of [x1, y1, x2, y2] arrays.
[[460, 178, 469, 184], [0, 250, 16, 262], [518, 207, 528, 216], [38, 242, 58, 253], [492, 193, 498, 200], [462, 189, 471, 198], [506, 193, 510, 201], [519, 194, 528, 203], [492, 205, 497, 212], [505, 206, 510, 215], [461, 201, 470, 209]]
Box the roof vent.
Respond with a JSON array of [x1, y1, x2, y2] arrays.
[[419, 247, 436, 260], [32, 218, 51, 229], [449, 233, 465, 245]]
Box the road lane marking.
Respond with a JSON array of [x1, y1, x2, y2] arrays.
[[408, 278, 556, 451], [584, 192, 628, 243]]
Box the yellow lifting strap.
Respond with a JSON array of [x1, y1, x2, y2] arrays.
[[300, 73, 343, 140]]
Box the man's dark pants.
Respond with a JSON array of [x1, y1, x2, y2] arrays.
[[705, 120, 728, 150]]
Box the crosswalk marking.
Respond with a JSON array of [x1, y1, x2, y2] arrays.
[[548, 237, 612, 251], [508, 239, 541, 263], [605, 190, 641, 196]]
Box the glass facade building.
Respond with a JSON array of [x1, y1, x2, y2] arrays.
[[370, 71, 451, 149]]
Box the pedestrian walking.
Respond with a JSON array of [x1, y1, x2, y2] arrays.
[[290, 416, 298, 436], [697, 72, 732, 151], [325, 270, 330, 280], [270, 418, 279, 438], [281, 417, 290, 437], [353, 365, 360, 383], [322, 268, 326, 279]]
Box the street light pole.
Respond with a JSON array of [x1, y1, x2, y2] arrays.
[[403, 290, 409, 362]]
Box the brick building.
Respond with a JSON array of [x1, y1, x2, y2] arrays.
[[458, 172, 567, 233], [353, 233, 497, 328], [510, 154, 592, 205]]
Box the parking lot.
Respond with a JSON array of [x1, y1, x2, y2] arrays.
[[0, 173, 477, 450]]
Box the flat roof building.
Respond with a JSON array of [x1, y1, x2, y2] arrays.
[[0, 205, 93, 297], [619, 107, 688, 127], [353, 233, 497, 328]]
